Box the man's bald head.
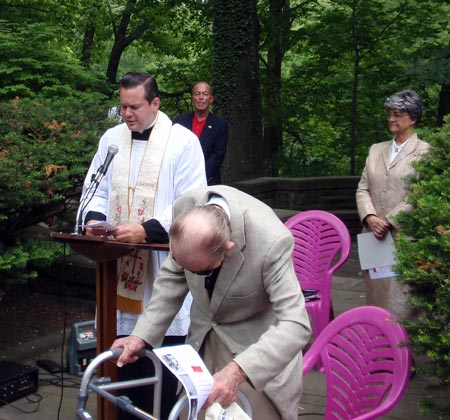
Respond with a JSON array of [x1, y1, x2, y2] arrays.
[[169, 205, 232, 270]]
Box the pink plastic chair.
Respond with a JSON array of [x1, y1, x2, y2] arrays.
[[303, 306, 412, 419], [284, 210, 351, 340]]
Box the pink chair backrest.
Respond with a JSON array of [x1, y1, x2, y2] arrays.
[[284, 210, 351, 300], [303, 306, 413, 420]]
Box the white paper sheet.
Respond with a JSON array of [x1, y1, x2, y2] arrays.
[[368, 265, 397, 279], [205, 402, 251, 420], [153, 344, 214, 420], [357, 231, 396, 270], [82, 221, 118, 232]]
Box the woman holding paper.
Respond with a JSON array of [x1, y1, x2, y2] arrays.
[[356, 90, 430, 319]]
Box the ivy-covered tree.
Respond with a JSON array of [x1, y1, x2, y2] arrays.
[[395, 118, 450, 415], [211, 0, 266, 181]]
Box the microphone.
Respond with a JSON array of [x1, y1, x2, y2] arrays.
[[73, 145, 119, 234], [93, 144, 119, 184]]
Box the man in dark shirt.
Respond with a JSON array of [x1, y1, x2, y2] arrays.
[[174, 82, 228, 185]]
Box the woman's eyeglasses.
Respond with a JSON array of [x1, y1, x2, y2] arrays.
[[387, 110, 408, 120]]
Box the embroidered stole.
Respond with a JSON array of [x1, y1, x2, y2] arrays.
[[111, 112, 171, 314]]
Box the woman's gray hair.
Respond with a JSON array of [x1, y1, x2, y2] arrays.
[[384, 89, 423, 126]]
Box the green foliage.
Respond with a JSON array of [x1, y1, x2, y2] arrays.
[[4, 0, 447, 179], [395, 117, 450, 412], [277, 116, 349, 176], [0, 94, 113, 283], [0, 236, 64, 284], [0, 0, 449, 281], [99, 1, 214, 116], [0, 20, 110, 100], [278, 0, 448, 176]]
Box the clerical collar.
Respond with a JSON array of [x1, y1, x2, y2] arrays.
[[132, 126, 153, 140], [131, 116, 158, 140]]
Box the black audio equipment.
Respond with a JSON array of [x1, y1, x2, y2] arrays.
[[0, 361, 39, 405], [67, 320, 97, 376]]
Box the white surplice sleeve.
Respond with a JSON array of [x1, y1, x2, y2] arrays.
[[153, 123, 207, 232]]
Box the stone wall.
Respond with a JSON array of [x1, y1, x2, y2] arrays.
[[38, 176, 362, 300], [232, 176, 361, 236]]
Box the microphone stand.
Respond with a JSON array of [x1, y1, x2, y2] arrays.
[[73, 144, 118, 235], [73, 173, 104, 235]]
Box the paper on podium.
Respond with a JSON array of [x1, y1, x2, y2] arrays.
[[357, 230, 396, 270], [82, 221, 118, 232], [153, 344, 214, 420]]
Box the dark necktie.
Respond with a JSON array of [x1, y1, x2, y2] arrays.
[[131, 127, 152, 140], [204, 266, 222, 298]]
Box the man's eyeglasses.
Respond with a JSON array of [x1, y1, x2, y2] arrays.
[[189, 268, 215, 277], [170, 249, 218, 277]]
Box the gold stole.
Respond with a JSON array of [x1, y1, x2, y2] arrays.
[[110, 112, 171, 314]]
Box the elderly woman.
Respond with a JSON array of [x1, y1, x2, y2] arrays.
[[356, 90, 430, 319]]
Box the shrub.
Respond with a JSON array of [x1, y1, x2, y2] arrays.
[[395, 117, 450, 415], [0, 94, 114, 283]]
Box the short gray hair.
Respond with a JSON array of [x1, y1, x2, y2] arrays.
[[170, 205, 231, 260], [384, 90, 423, 126]]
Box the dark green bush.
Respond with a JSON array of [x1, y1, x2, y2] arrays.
[[395, 117, 450, 414], [0, 94, 113, 283]]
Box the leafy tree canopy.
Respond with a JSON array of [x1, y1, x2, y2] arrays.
[[0, 20, 109, 100]]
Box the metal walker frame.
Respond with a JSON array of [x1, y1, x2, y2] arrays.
[[75, 348, 253, 419]]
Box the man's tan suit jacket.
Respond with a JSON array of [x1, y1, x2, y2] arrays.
[[133, 185, 311, 419]]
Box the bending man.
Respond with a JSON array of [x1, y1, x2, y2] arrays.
[[112, 185, 311, 420]]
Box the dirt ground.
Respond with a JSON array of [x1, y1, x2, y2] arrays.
[[0, 282, 95, 351]]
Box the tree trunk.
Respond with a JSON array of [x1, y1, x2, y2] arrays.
[[106, 41, 124, 84], [105, 0, 144, 84], [211, 0, 265, 182], [81, 23, 95, 68], [106, 9, 132, 84], [439, 1, 450, 126], [437, 83, 450, 126], [350, 0, 360, 176], [437, 38, 450, 126], [263, 0, 291, 176]]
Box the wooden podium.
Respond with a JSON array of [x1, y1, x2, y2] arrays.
[[49, 232, 168, 420]]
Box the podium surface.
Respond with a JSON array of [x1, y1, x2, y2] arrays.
[[49, 232, 168, 420]]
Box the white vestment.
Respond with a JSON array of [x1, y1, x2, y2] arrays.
[[81, 110, 207, 335]]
